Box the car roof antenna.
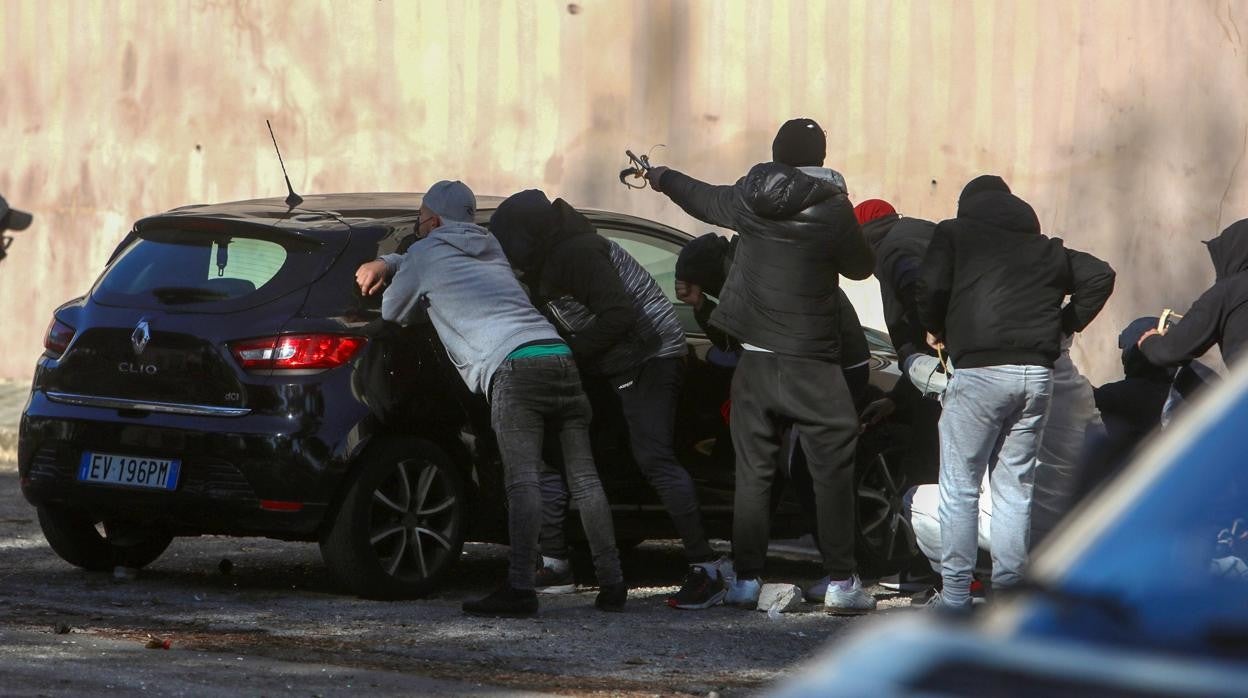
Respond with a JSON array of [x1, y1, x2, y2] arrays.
[[266, 119, 304, 211]]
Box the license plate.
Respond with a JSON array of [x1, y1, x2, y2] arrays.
[[78, 452, 181, 491]]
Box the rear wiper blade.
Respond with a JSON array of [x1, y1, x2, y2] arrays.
[[1010, 579, 1136, 627], [150, 286, 229, 304]]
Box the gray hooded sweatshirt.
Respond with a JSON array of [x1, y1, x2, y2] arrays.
[[381, 220, 563, 397]]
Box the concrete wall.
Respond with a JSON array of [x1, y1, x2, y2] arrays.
[[3, 0, 1246, 383]]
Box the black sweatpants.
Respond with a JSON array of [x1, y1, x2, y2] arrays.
[[730, 351, 859, 580], [540, 356, 714, 563]]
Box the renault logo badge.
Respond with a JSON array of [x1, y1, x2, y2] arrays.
[[131, 319, 151, 356]]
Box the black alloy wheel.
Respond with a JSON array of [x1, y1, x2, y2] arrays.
[[37, 506, 173, 571], [321, 437, 466, 599], [854, 432, 919, 579]]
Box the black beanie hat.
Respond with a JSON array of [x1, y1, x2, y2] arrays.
[[676, 233, 731, 295], [772, 118, 826, 168]]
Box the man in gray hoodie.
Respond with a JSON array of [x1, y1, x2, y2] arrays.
[[367, 180, 625, 617]]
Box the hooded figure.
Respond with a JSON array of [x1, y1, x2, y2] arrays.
[[1139, 218, 1248, 368], [489, 190, 686, 380], [913, 175, 1115, 611], [490, 191, 730, 612], [916, 176, 1116, 370]]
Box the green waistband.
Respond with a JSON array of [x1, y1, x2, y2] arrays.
[[506, 342, 572, 360]]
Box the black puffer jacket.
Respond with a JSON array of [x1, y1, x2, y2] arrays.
[[675, 233, 870, 368], [659, 163, 874, 362], [915, 176, 1116, 369], [1140, 219, 1248, 368]]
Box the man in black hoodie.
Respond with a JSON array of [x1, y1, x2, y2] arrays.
[[488, 190, 732, 610], [645, 118, 879, 615], [915, 175, 1115, 611], [1138, 219, 1248, 369]]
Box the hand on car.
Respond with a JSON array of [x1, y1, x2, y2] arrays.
[[645, 166, 669, 192], [1137, 328, 1161, 347], [926, 332, 945, 352], [674, 279, 704, 310], [859, 397, 896, 432], [356, 259, 390, 296]]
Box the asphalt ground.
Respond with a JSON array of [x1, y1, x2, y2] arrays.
[[0, 459, 919, 696]]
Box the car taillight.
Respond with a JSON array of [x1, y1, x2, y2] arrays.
[[43, 317, 75, 358], [229, 334, 366, 371]]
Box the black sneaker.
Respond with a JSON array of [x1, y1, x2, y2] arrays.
[[534, 559, 576, 595], [667, 563, 727, 610], [462, 584, 539, 618], [595, 582, 628, 612]]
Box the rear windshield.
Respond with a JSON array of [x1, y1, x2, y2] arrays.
[[92, 229, 326, 312]]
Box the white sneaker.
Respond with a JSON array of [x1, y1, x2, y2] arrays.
[[725, 577, 761, 607], [823, 575, 877, 616]]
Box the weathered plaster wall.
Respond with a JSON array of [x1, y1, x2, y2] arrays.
[[2, 0, 1246, 383]]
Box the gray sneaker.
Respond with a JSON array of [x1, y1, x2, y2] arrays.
[[823, 575, 877, 616]]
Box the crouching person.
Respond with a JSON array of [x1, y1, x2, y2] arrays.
[[366, 180, 625, 616]]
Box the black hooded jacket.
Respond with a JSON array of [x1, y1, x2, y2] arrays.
[[1139, 219, 1248, 368], [658, 163, 874, 362], [915, 176, 1116, 369], [863, 213, 938, 363], [674, 233, 871, 368], [489, 192, 684, 378]]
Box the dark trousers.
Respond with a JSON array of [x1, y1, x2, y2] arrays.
[[730, 351, 859, 579], [541, 357, 714, 563], [491, 355, 622, 590]]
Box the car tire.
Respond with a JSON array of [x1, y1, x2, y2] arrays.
[[854, 425, 920, 580], [37, 506, 173, 571], [320, 437, 467, 600]]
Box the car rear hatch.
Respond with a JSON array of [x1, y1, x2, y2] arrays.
[[45, 217, 348, 413]]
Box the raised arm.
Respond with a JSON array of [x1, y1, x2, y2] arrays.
[[652, 168, 741, 230], [1139, 287, 1224, 367]]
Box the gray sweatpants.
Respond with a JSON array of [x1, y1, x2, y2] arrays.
[[938, 364, 1052, 607]]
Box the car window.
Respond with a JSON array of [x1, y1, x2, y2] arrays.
[[598, 228, 700, 336], [93, 229, 324, 313]]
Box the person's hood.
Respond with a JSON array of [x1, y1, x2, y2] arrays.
[[676, 232, 732, 295], [489, 189, 557, 275], [1205, 218, 1248, 280], [743, 162, 840, 219], [489, 191, 595, 277], [426, 220, 495, 257], [955, 175, 1040, 234], [797, 166, 847, 193], [861, 213, 901, 251]]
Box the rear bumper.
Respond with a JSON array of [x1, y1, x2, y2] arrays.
[[18, 390, 358, 540]]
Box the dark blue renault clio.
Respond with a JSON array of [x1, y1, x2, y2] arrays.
[[19, 193, 909, 599]]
